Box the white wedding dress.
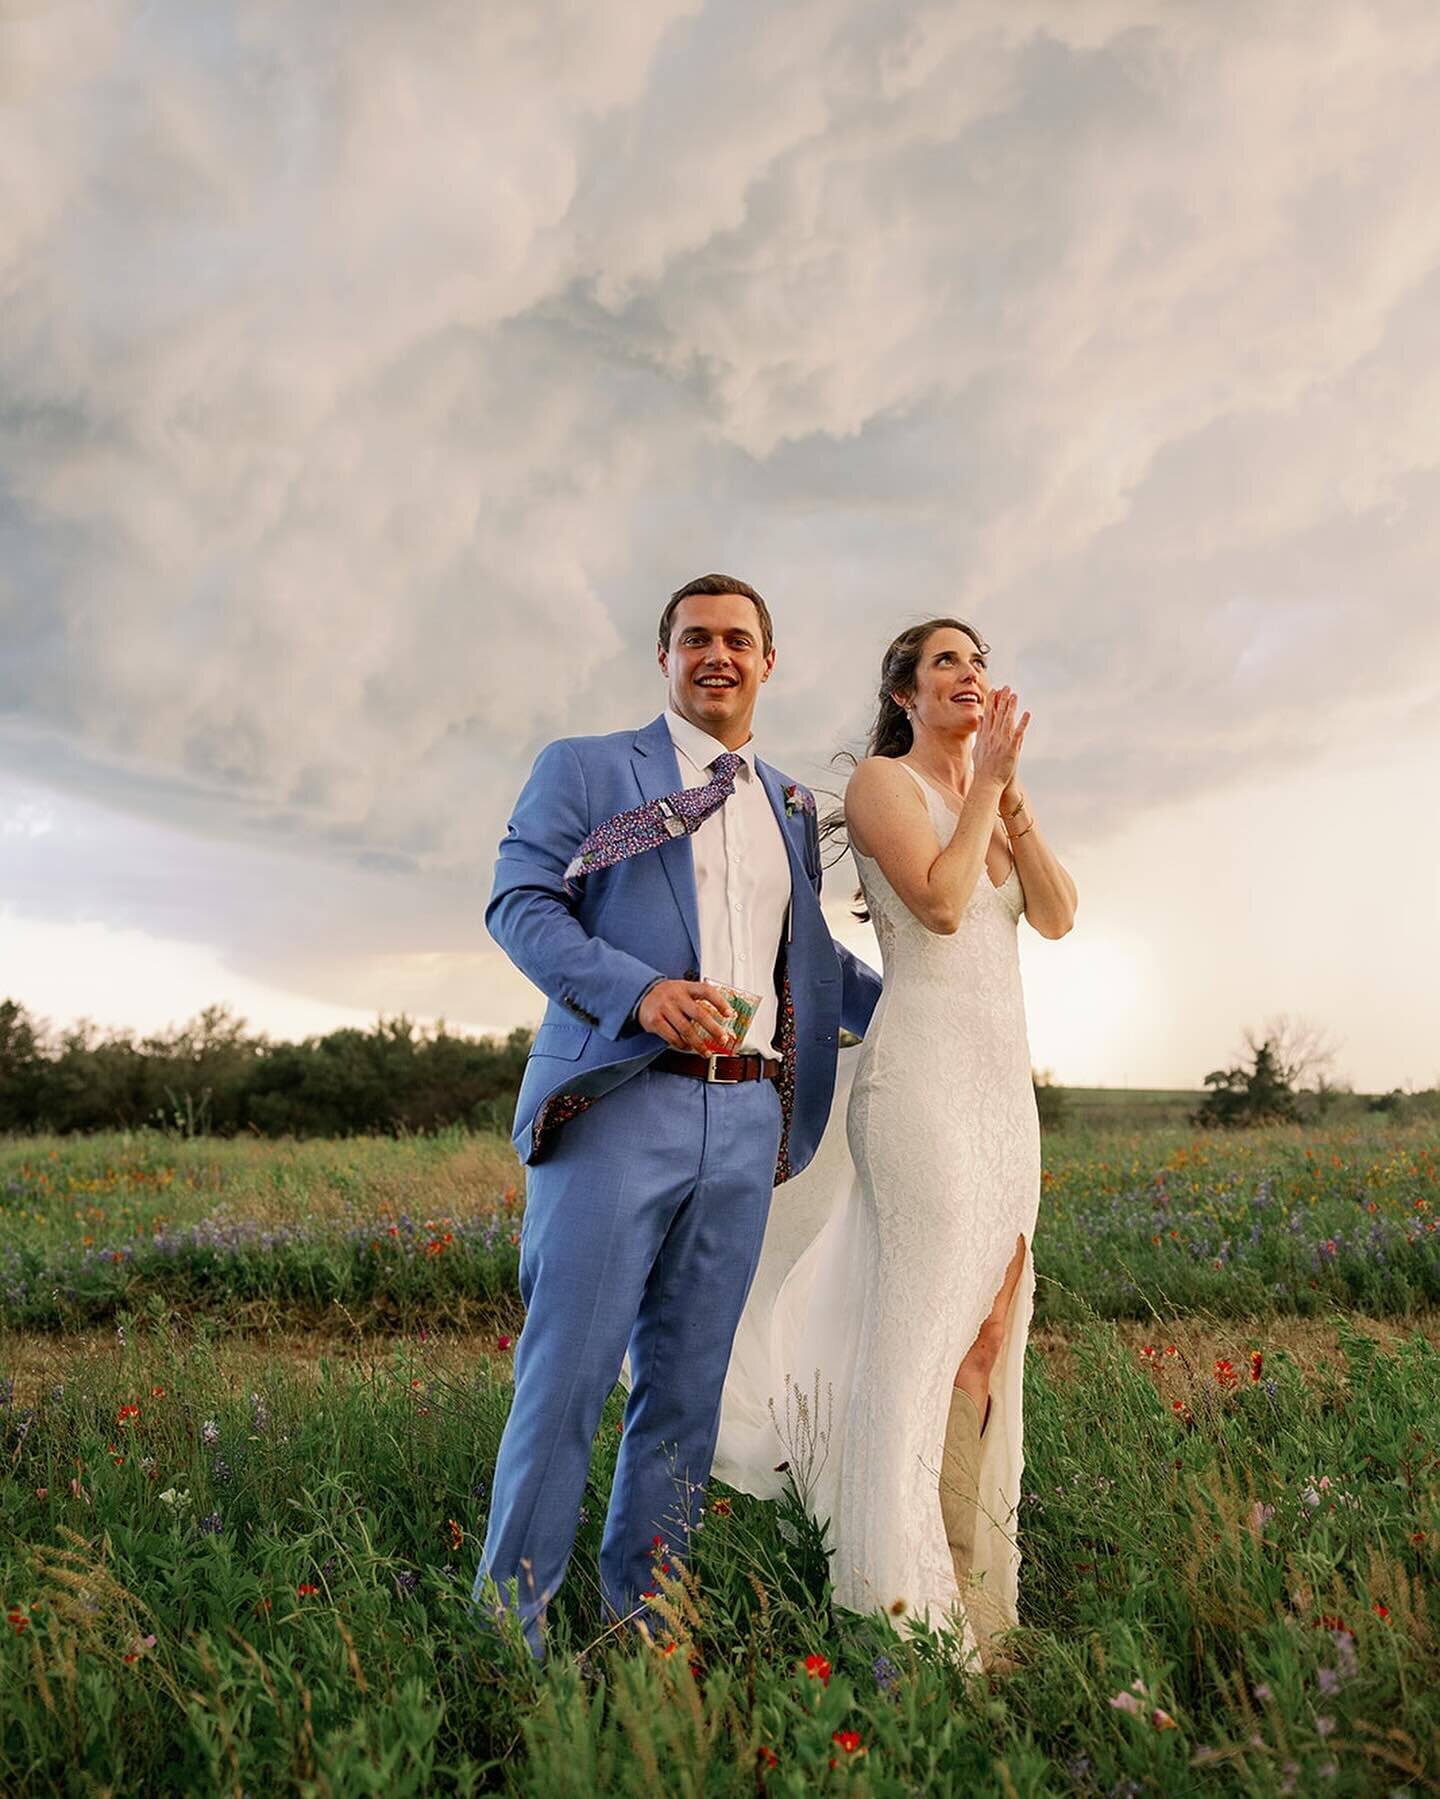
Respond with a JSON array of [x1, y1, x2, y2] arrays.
[[713, 763, 1040, 1659]]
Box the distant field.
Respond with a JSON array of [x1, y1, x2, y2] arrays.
[[1053, 1086, 1432, 1132], [1054, 1087, 1203, 1129]]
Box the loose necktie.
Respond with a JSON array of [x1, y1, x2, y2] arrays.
[[564, 751, 745, 883]]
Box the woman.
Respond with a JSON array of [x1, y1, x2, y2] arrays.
[[713, 619, 1076, 1665]]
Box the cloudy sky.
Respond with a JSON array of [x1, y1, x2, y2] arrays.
[[2, 0, 1438, 1092]]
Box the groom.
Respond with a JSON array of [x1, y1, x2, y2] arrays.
[[474, 573, 881, 1649]]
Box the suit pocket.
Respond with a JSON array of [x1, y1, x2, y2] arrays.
[[531, 1022, 590, 1061]]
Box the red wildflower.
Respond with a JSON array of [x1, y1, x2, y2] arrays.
[[297, 1583, 319, 1596], [1313, 1614, 1351, 1636], [496, 1335, 513, 1352], [756, 1745, 778, 1771], [804, 1653, 831, 1686], [1139, 1345, 1157, 1360], [1373, 1602, 1391, 1621], [832, 1730, 865, 1755], [709, 1496, 732, 1516], [1214, 1358, 1238, 1389], [255, 1598, 272, 1615], [116, 1403, 140, 1426], [447, 1519, 464, 1552], [7, 1608, 29, 1636], [1250, 1350, 1263, 1382], [150, 1386, 166, 1398]]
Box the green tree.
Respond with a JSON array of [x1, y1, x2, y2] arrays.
[[1194, 1037, 1299, 1128]]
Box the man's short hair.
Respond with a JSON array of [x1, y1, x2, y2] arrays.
[[658, 574, 774, 658]]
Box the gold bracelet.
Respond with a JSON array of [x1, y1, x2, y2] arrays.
[[1008, 818, 1036, 843], [1005, 790, 1027, 819]]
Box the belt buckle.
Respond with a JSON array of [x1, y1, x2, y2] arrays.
[[705, 1055, 743, 1085]]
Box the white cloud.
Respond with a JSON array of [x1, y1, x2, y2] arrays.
[[2, 1, 1440, 1079]]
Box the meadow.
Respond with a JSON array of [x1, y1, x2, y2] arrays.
[[2, 1120, 1438, 1795]]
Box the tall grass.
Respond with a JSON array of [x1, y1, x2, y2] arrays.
[[2, 1299, 1438, 1794], [3, 1124, 1436, 1330]]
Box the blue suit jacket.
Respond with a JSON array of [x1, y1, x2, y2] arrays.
[[488, 714, 882, 1180]]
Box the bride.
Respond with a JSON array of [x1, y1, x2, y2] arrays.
[[712, 618, 1076, 1664]]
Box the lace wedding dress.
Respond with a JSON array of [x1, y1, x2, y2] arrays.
[[713, 763, 1040, 1660]]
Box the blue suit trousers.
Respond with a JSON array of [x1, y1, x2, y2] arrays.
[[475, 1065, 782, 1646]]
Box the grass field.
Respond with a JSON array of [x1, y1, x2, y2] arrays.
[[3, 1120, 1439, 1794]]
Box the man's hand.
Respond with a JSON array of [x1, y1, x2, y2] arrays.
[[638, 980, 737, 1053]]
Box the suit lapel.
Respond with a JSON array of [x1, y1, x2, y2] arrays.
[[755, 759, 812, 913], [631, 715, 702, 965]]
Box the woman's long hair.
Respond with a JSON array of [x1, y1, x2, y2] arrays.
[[821, 617, 989, 913]]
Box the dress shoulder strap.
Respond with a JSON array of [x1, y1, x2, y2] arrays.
[[895, 761, 956, 841]]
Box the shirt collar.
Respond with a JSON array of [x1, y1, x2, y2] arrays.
[[665, 708, 756, 778]]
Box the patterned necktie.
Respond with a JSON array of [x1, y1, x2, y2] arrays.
[[564, 751, 745, 883]]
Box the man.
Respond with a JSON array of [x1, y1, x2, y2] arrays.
[[474, 573, 881, 1650]]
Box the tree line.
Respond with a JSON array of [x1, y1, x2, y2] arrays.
[[0, 999, 533, 1137]]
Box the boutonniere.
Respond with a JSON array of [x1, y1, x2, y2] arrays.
[[783, 784, 815, 817]]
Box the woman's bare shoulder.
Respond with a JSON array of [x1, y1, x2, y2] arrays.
[[847, 755, 918, 793]]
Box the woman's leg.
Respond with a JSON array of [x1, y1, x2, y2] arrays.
[[940, 1232, 1030, 1630], [953, 1233, 1028, 1420]]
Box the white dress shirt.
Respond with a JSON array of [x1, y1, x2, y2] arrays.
[[665, 708, 792, 1060]]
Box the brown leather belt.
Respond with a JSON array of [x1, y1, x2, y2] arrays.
[[653, 1050, 781, 1085]]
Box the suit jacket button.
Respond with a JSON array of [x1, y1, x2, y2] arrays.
[[683, 969, 699, 982]]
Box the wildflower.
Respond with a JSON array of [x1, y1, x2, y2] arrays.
[[1253, 1683, 1272, 1702], [201, 1420, 220, 1447], [831, 1730, 865, 1756], [34, 1488, 47, 1500], [1373, 1601, 1391, 1620], [804, 1653, 832, 1687], [116, 1403, 140, 1427], [709, 1496, 732, 1517], [496, 1335, 513, 1352], [198, 1511, 222, 1534], [1109, 1690, 1144, 1716], [1151, 1708, 1178, 1730], [395, 1570, 419, 1595], [249, 1392, 269, 1433], [756, 1746, 778, 1772], [255, 1598, 272, 1615], [873, 1654, 899, 1692], [447, 1519, 464, 1552], [211, 1456, 232, 1484], [1315, 1715, 1335, 1737], [158, 1487, 191, 1509], [123, 1633, 156, 1663], [1250, 1350, 1263, 1381], [1317, 1667, 1341, 1696], [297, 1583, 319, 1596], [149, 1386, 165, 1398], [1139, 1345, 1157, 1360], [1214, 1358, 1238, 1389], [1165, 1345, 1178, 1356], [7, 1607, 29, 1636]]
